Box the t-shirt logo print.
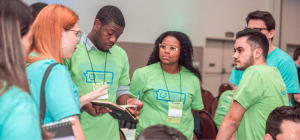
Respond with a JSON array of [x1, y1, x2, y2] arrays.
[[280, 82, 286, 87], [281, 90, 287, 96], [155, 89, 186, 104], [116, 112, 122, 116], [83, 70, 114, 84]]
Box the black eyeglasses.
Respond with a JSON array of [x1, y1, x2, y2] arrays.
[[245, 27, 268, 31], [64, 29, 82, 42]]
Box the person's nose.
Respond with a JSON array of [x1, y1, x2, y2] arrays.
[[109, 35, 117, 44], [233, 51, 238, 59]]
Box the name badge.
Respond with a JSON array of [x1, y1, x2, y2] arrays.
[[166, 102, 183, 124], [93, 82, 108, 102]]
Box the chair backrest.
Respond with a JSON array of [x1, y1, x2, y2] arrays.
[[193, 131, 198, 140], [209, 97, 219, 117], [218, 83, 233, 97], [119, 128, 126, 140], [201, 90, 214, 111], [198, 110, 218, 140]]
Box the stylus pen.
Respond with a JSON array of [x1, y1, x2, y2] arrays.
[[135, 91, 140, 111]]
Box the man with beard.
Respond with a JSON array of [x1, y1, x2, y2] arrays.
[[216, 29, 288, 140], [229, 11, 299, 101]]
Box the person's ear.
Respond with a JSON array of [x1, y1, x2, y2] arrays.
[[268, 29, 275, 40], [254, 48, 263, 59], [93, 19, 102, 31], [264, 133, 274, 140]]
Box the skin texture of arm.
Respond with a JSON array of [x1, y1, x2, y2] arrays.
[[69, 115, 85, 140]]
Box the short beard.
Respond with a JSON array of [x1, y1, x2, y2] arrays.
[[93, 30, 109, 52], [236, 54, 254, 71]]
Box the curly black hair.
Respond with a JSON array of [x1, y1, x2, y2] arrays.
[[147, 31, 202, 82]]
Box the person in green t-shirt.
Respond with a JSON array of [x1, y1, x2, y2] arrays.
[[64, 6, 143, 140], [129, 31, 204, 140], [216, 29, 289, 140], [214, 90, 234, 129]]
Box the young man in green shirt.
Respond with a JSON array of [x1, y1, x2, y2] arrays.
[[216, 29, 288, 140], [229, 11, 299, 102], [64, 6, 142, 140]]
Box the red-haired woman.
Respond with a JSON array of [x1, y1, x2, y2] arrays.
[[25, 4, 108, 139]]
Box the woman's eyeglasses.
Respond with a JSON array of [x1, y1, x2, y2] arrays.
[[159, 44, 180, 52], [64, 29, 82, 42]]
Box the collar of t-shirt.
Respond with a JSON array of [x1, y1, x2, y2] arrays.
[[80, 34, 112, 54], [266, 47, 278, 59]]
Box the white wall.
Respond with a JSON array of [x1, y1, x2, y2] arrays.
[[281, 0, 300, 51], [23, 0, 281, 47]]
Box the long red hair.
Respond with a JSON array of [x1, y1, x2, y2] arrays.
[[26, 4, 78, 64]]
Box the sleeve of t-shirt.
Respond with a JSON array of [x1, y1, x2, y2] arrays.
[[118, 52, 130, 86], [116, 85, 129, 99], [129, 69, 144, 99], [2, 92, 42, 139], [234, 68, 264, 110], [277, 60, 300, 94], [191, 77, 204, 110], [228, 66, 244, 86], [45, 64, 80, 121]]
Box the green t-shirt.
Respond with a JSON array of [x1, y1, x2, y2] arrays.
[[64, 42, 130, 139], [234, 65, 289, 140], [129, 62, 204, 140], [214, 90, 233, 129]]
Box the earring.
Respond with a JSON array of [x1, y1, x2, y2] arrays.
[[62, 41, 65, 49]]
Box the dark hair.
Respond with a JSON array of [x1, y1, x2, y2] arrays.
[[266, 106, 300, 138], [0, 0, 32, 95], [246, 10, 275, 41], [246, 10, 275, 31], [293, 48, 300, 60], [95, 5, 125, 27], [291, 94, 300, 106], [30, 2, 48, 21], [236, 29, 269, 60], [147, 31, 202, 82], [136, 125, 187, 140]]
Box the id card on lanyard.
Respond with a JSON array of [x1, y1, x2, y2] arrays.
[[84, 35, 109, 102], [161, 65, 183, 124], [93, 82, 108, 102], [166, 102, 183, 124]]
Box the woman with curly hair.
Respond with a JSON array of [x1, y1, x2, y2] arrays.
[[129, 31, 204, 139]]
